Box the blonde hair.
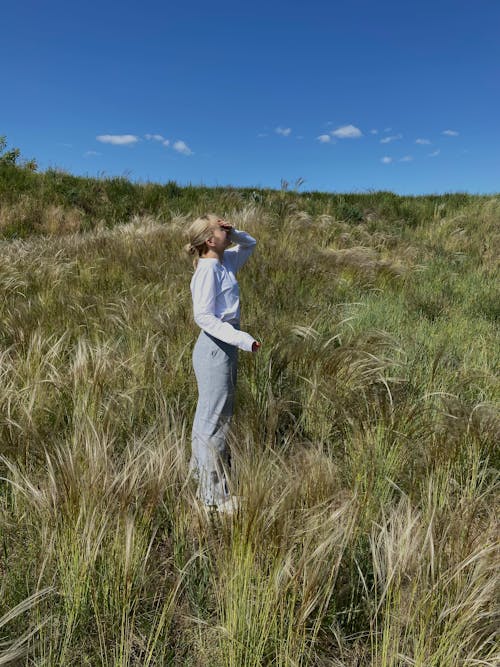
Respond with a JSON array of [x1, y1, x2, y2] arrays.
[[184, 213, 220, 267]]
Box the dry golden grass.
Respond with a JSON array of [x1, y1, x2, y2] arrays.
[[0, 196, 498, 665]]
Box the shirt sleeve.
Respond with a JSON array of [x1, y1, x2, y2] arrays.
[[191, 264, 256, 351], [223, 229, 257, 274]]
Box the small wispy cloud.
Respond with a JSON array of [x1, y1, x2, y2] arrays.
[[415, 138, 431, 145], [381, 156, 393, 164], [380, 133, 402, 144], [275, 127, 292, 136], [96, 134, 138, 146], [428, 149, 441, 157], [257, 133, 268, 138], [383, 127, 392, 133], [442, 129, 459, 136], [370, 129, 378, 135], [173, 140, 193, 156], [84, 150, 101, 157], [400, 155, 413, 162], [331, 124, 362, 139], [317, 134, 331, 143], [145, 133, 170, 147]]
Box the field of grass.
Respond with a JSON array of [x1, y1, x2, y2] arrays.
[[0, 161, 498, 665]]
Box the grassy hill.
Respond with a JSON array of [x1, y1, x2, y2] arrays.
[[0, 158, 498, 664]]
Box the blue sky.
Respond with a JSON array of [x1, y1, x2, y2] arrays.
[[2, 0, 499, 194]]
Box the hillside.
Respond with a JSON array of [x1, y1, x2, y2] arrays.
[[0, 159, 498, 665]]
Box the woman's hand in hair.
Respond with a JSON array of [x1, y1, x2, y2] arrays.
[[252, 341, 261, 353]]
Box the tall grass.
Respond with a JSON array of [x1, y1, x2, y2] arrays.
[[0, 177, 498, 664]]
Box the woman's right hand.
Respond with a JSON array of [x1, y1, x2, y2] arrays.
[[218, 220, 233, 233], [252, 341, 261, 353]]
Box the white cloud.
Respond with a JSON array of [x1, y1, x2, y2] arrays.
[[276, 127, 292, 136], [400, 155, 413, 162], [173, 140, 193, 155], [381, 156, 393, 164], [331, 124, 362, 139], [370, 129, 378, 135], [380, 133, 402, 144], [383, 127, 392, 133], [317, 134, 331, 143], [257, 133, 268, 138], [442, 129, 459, 136], [428, 149, 441, 157], [96, 134, 138, 145], [415, 138, 431, 145], [145, 133, 170, 147], [84, 150, 101, 157]]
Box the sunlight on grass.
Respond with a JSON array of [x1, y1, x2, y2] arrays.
[[0, 186, 498, 664]]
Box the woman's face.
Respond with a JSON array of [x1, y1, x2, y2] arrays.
[[208, 220, 232, 252]]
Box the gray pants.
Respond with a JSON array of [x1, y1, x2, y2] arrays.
[[190, 331, 238, 505]]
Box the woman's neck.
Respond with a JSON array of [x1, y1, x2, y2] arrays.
[[201, 249, 223, 262]]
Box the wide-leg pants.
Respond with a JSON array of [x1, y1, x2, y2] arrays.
[[190, 331, 238, 505]]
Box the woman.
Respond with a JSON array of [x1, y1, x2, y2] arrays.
[[185, 214, 260, 513]]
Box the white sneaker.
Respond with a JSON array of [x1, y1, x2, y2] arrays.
[[216, 495, 240, 515]]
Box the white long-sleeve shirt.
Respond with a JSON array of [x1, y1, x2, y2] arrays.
[[190, 229, 257, 351]]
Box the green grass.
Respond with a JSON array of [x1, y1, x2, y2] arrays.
[[0, 166, 498, 665]]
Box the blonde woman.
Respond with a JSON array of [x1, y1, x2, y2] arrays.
[[185, 214, 260, 513]]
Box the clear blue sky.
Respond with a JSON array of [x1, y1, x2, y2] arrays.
[[2, 0, 499, 194]]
